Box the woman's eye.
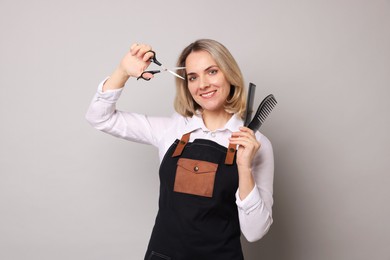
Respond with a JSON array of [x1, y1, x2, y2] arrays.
[[209, 69, 218, 75], [187, 76, 197, 82]]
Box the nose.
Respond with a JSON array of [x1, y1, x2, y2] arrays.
[[199, 75, 210, 90]]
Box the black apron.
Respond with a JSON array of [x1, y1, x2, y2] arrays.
[[145, 133, 244, 260]]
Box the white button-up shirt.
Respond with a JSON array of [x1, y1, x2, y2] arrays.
[[85, 79, 274, 242]]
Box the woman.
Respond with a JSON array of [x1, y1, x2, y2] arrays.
[[86, 39, 274, 260]]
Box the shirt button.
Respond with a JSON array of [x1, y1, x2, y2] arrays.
[[211, 132, 216, 137]]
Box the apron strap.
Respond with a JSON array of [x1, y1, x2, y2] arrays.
[[172, 132, 236, 165], [172, 132, 191, 157], [224, 143, 236, 165]]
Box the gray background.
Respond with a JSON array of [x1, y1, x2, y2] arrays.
[[1, 0, 389, 259]]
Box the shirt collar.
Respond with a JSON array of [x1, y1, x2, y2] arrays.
[[184, 112, 243, 133]]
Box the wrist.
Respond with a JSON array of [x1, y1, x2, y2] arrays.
[[237, 165, 252, 174], [114, 66, 131, 80], [102, 68, 130, 92], [237, 167, 255, 200]]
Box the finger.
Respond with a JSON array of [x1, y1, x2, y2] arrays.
[[140, 72, 154, 80], [230, 131, 254, 140], [130, 43, 139, 50], [229, 136, 250, 146], [130, 43, 152, 57], [136, 44, 152, 59], [130, 43, 141, 55], [229, 137, 254, 146], [239, 126, 255, 136], [143, 51, 155, 62], [229, 135, 260, 149]]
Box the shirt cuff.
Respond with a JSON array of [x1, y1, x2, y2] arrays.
[[96, 77, 124, 103], [235, 185, 262, 215]]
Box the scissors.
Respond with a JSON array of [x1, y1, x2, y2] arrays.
[[137, 50, 186, 81]]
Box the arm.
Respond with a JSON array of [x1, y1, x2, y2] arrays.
[[85, 86, 172, 146], [85, 44, 172, 146], [229, 129, 274, 242]]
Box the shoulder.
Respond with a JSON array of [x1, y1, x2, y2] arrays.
[[147, 112, 187, 129], [155, 112, 192, 159], [156, 112, 189, 140], [255, 131, 273, 157], [256, 131, 272, 146], [168, 112, 190, 127]]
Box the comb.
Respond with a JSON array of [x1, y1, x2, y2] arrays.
[[247, 94, 277, 132], [244, 83, 257, 126]]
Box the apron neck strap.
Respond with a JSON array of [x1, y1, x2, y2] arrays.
[[224, 143, 236, 165], [172, 133, 236, 165], [172, 132, 191, 157]]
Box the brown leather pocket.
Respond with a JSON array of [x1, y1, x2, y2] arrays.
[[174, 158, 218, 198]]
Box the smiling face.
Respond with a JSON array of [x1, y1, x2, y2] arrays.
[[185, 50, 231, 115]]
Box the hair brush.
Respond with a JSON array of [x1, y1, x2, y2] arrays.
[[246, 94, 277, 132]]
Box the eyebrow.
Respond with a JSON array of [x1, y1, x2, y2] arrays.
[[186, 65, 219, 76]]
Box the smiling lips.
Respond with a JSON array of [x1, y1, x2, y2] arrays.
[[200, 90, 217, 98]]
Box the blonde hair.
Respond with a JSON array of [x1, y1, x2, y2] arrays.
[[174, 39, 246, 119]]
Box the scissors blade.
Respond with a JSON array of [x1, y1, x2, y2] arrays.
[[160, 64, 185, 80], [167, 69, 185, 80], [167, 70, 185, 80]]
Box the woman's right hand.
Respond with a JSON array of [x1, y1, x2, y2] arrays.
[[119, 43, 155, 78], [102, 43, 154, 92]]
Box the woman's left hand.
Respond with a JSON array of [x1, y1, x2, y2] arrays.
[[229, 127, 261, 169]]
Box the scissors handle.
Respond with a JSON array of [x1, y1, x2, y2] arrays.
[[146, 50, 162, 66], [136, 50, 163, 81], [137, 70, 161, 81]]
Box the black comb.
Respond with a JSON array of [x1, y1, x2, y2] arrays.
[[244, 83, 257, 126], [247, 94, 277, 132]]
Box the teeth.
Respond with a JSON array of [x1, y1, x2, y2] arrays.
[[201, 91, 215, 97]]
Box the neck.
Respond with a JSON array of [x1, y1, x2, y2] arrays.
[[202, 110, 233, 131]]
